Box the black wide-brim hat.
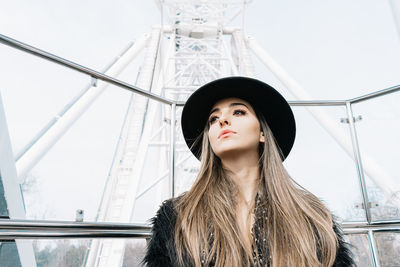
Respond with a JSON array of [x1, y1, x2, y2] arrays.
[[181, 76, 296, 161]]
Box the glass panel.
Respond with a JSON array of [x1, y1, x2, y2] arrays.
[[0, 31, 160, 226], [0, 52, 168, 224], [122, 239, 147, 267], [7, 233, 400, 267], [0, 242, 22, 267], [0, 178, 9, 217], [173, 105, 200, 196], [35, 240, 87, 266], [17, 83, 134, 223], [346, 234, 373, 267], [132, 99, 172, 223], [0, 46, 92, 155], [0, 42, 181, 225], [285, 106, 365, 221], [133, 103, 199, 221], [0, 46, 143, 223], [23, 239, 147, 267], [375, 232, 400, 267], [352, 92, 400, 221]]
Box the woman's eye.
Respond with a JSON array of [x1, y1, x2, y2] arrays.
[[209, 116, 218, 124], [209, 110, 245, 124], [233, 109, 246, 115]]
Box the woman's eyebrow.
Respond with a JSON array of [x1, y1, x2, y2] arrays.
[[209, 102, 249, 116]]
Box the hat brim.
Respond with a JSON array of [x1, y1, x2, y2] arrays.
[[181, 76, 296, 161]]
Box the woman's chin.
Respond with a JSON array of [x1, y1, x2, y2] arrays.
[[215, 148, 246, 159]]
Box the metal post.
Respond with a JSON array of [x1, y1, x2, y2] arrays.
[[368, 230, 381, 267], [345, 101, 372, 223], [169, 103, 176, 198]]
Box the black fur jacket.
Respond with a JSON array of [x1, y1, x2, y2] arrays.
[[143, 198, 355, 266]]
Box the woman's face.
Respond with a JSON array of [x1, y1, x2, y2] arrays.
[[207, 97, 264, 159]]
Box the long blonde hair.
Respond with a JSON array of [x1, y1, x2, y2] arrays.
[[174, 109, 338, 266]]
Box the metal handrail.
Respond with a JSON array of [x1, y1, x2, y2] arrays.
[[0, 231, 151, 240], [0, 219, 399, 239], [348, 84, 400, 104], [0, 219, 150, 229], [0, 33, 174, 105], [343, 220, 400, 234], [0, 219, 151, 240], [1, 33, 399, 108]]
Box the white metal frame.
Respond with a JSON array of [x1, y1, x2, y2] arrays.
[[0, 92, 36, 266]]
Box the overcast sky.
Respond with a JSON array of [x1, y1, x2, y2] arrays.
[[0, 0, 399, 224]]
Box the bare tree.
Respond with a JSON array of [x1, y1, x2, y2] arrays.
[[122, 240, 147, 267]]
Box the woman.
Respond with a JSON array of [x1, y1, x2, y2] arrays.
[[144, 77, 354, 266]]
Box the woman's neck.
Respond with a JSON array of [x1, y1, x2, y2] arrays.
[[221, 150, 259, 204], [219, 151, 260, 253]]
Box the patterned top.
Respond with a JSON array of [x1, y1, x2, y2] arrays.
[[199, 194, 270, 266]]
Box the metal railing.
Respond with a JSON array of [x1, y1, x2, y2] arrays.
[[0, 219, 151, 240], [2, 32, 398, 108], [0, 219, 399, 240], [0, 34, 172, 105]]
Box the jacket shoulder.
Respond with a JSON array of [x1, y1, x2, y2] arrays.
[[142, 198, 179, 267], [332, 217, 356, 267]]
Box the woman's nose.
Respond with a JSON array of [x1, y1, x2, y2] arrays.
[[218, 115, 230, 126]]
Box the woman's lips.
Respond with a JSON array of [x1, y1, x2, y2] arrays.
[[220, 132, 235, 138], [218, 130, 236, 139]]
